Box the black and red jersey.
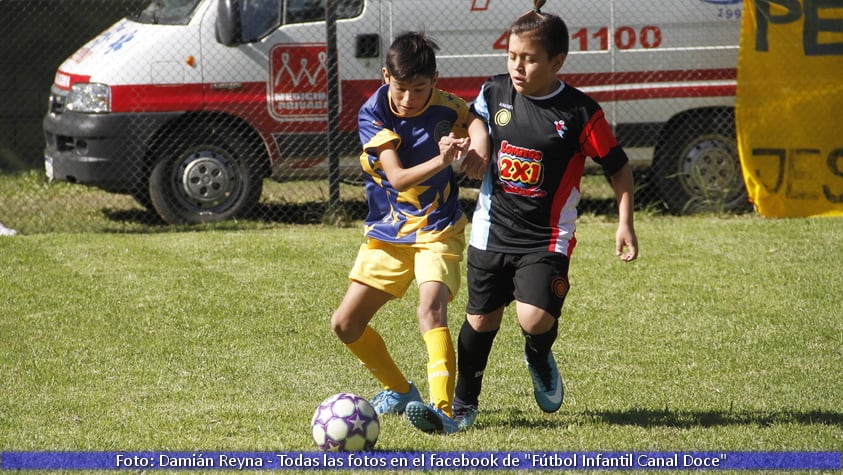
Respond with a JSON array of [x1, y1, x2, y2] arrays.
[[469, 74, 628, 256]]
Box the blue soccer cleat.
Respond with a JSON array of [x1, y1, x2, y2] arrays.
[[405, 401, 459, 434], [370, 381, 422, 415], [452, 402, 479, 430], [526, 351, 564, 413]]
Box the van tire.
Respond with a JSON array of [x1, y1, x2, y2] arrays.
[[148, 128, 262, 224], [652, 110, 749, 214]]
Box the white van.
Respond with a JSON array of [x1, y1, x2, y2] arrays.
[[43, 0, 744, 223]]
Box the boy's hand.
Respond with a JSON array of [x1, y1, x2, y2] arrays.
[[615, 224, 638, 262], [460, 150, 488, 179], [439, 133, 470, 165]]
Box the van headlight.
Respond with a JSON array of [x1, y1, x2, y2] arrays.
[[65, 83, 111, 113]]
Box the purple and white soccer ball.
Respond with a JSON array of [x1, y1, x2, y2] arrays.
[[311, 392, 380, 451]]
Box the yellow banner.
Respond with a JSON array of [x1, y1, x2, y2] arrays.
[[737, 0, 843, 217]]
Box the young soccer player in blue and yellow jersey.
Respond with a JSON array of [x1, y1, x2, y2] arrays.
[[330, 31, 473, 434]]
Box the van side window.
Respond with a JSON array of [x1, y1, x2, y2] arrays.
[[241, 0, 281, 41], [284, 0, 363, 24]]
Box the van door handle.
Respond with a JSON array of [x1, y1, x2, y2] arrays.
[[210, 82, 243, 90]]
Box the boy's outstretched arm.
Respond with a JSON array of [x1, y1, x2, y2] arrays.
[[610, 162, 638, 262], [460, 114, 490, 180], [377, 134, 469, 192]]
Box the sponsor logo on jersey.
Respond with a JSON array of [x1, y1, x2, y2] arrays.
[[554, 120, 568, 139], [497, 140, 546, 197], [494, 108, 511, 127]]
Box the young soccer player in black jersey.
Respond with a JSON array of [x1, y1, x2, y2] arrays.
[[453, 0, 639, 429]]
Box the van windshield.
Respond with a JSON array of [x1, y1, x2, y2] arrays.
[[130, 0, 203, 25]]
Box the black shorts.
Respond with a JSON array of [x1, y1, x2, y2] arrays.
[[466, 246, 570, 318]]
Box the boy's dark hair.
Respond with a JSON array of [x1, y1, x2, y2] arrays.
[[509, 0, 570, 58], [385, 31, 439, 81]]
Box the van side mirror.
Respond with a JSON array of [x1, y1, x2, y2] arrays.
[[216, 0, 242, 46]]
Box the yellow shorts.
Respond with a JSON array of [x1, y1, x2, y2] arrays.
[[349, 233, 466, 300]]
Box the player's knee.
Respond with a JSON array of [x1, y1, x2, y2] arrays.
[[517, 311, 556, 335], [466, 311, 503, 332], [331, 312, 360, 342], [329, 312, 343, 336], [417, 304, 447, 330]]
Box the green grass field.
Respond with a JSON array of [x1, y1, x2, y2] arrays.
[[1, 211, 842, 473]]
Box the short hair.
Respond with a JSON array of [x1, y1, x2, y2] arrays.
[[385, 31, 439, 81], [509, 7, 570, 58]]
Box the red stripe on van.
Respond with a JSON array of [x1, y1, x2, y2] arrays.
[[590, 84, 736, 102], [106, 67, 735, 117], [563, 68, 737, 87], [110, 83, 204, 112], [437, 68, 737, 102]]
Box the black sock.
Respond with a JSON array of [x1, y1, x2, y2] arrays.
[[455, 319, 498, 407], [523, 318, 558, 369]]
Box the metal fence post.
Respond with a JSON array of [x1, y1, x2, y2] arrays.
[[325, 0, 341, 209]]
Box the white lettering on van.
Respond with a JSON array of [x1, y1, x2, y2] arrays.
[[274, 51, 327, 88], [269, 45, 330, 119]]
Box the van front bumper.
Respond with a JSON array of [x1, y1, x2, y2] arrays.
[[43, 110, 181, 193]]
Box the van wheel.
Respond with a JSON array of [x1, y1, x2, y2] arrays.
[[149, 132, 262, 224], [652, 112, 749, 214]]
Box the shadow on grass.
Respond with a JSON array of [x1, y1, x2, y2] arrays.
[[99, 201, 369, 230], [246, 196, 624, 223], [494, 407, 843, 429], [101, 196, 623, 229]]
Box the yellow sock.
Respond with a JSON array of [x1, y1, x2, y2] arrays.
[[423, 326, 456, 417], [345, 326, 410, 393]]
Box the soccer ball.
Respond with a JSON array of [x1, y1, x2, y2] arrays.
[[311, 392, 380, 451]]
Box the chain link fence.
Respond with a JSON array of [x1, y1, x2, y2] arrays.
[[0, 0, 749, 234]]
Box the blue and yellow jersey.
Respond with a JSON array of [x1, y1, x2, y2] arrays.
[[357, 84, 469, 244]]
